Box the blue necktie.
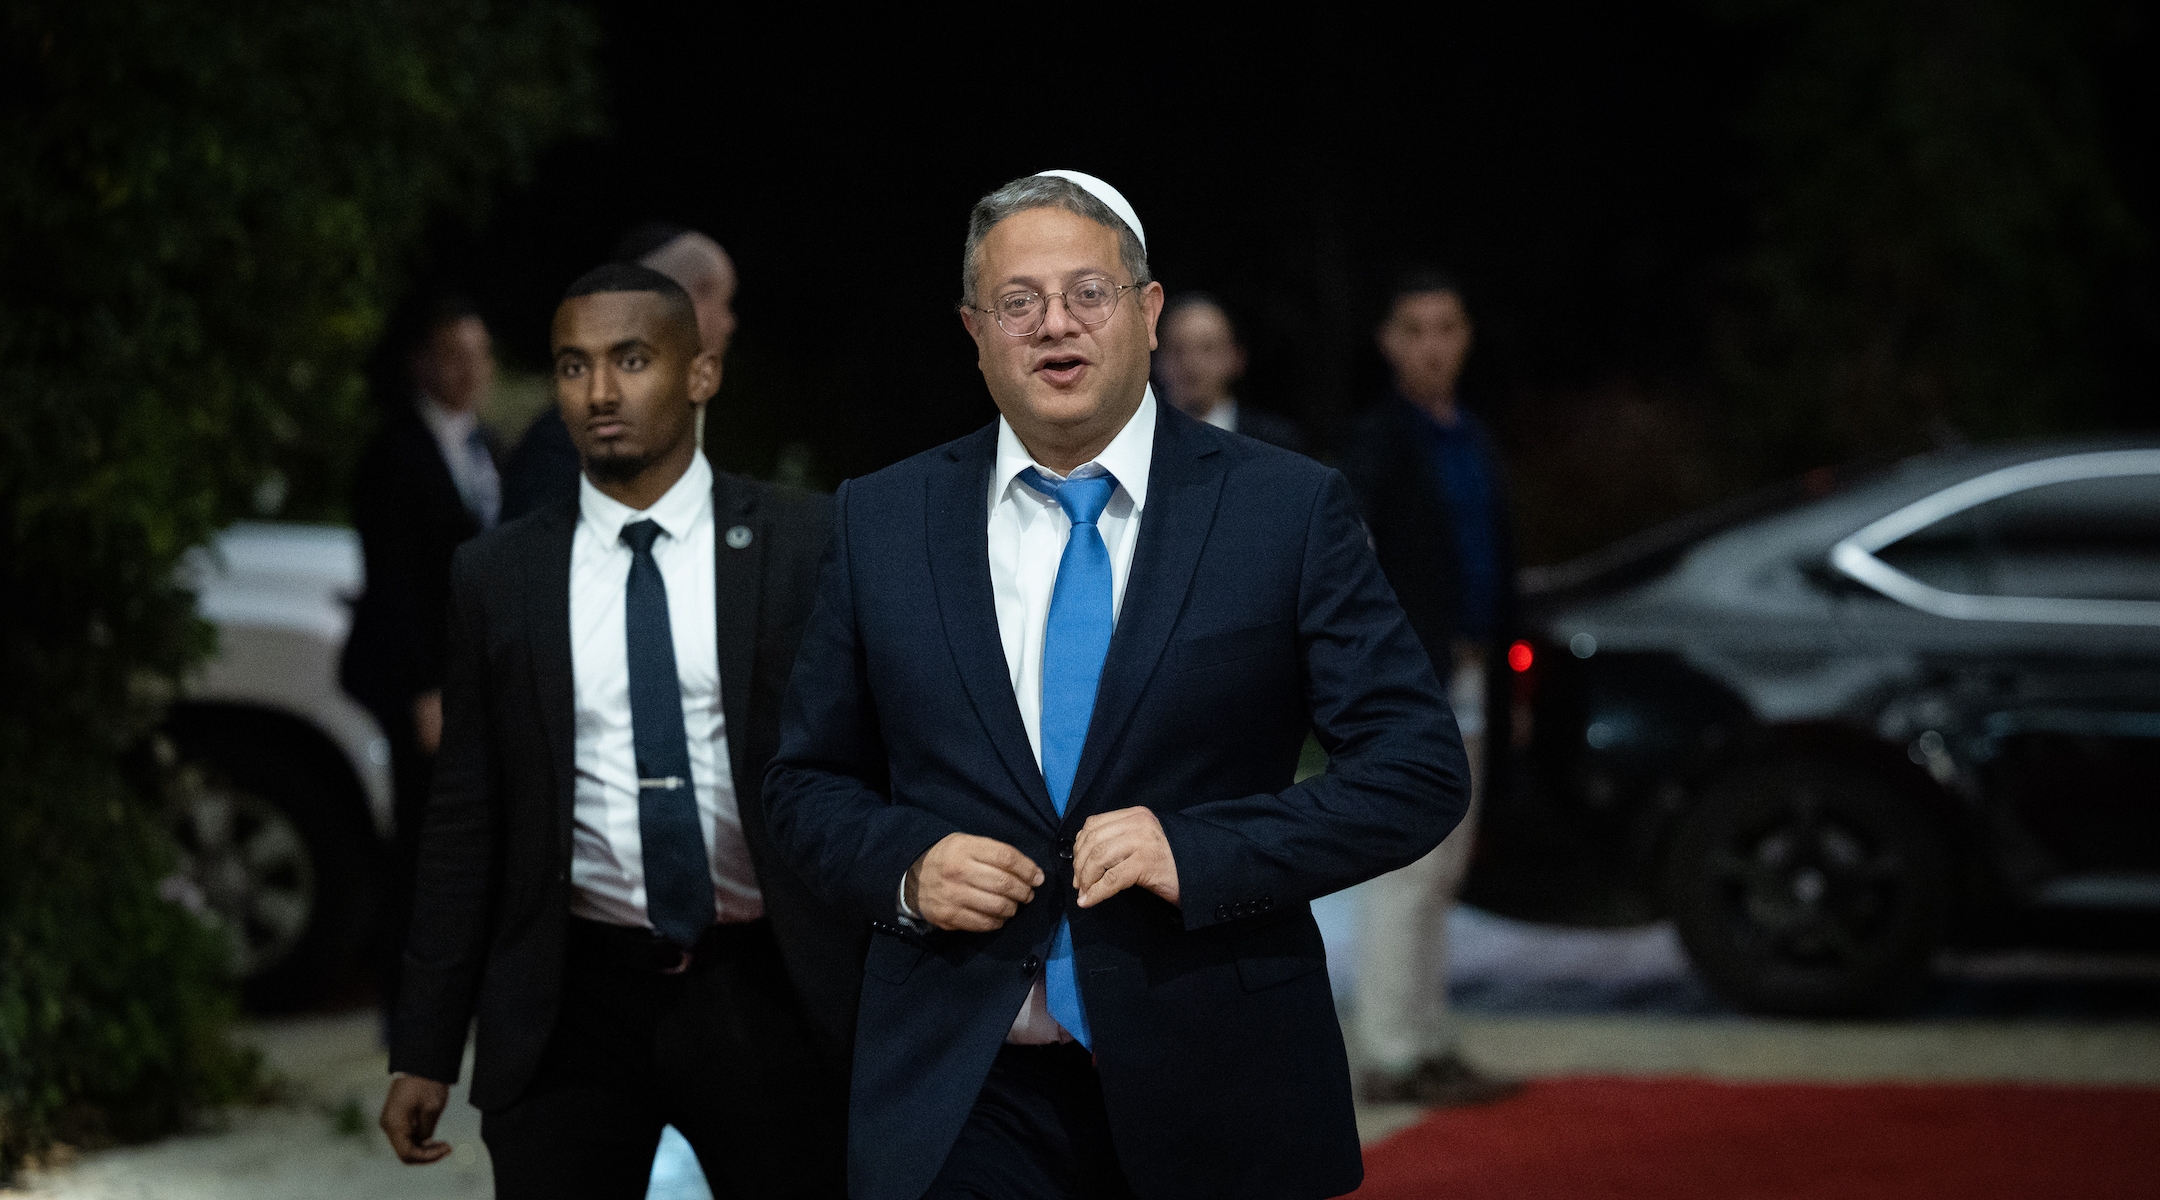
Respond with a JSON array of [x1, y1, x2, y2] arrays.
[[621, 519, 714, 949], [1020, 467, 1117, 1051]]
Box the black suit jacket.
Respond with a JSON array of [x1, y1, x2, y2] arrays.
[[1337, 398, 1519, 656], [765, 404, 1467, 1200], [391, 471, 868, 1109], [340, 402, 490, 715]]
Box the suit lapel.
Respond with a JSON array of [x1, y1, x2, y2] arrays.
[[926, 426, 1061, 828], [525, 496, 580, 855], [399, 404, 482, 540], [710, 473, 764, 802], [1066, 406, 1226, 818]]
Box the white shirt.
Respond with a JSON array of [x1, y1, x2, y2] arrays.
[[416, 394, 500, 527], [988, 389, 1156, 765], [568, 452, 762, 929], [975, 388, 1157, 1043], [1199, 397, 1239, 433]]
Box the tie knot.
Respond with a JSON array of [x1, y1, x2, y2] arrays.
[[620, 518, 664, 556], [1021, 469, 1117, 527]]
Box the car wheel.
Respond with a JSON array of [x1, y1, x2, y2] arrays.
[[1664, 759, 1948, 1016], [166, 735, 377, 1011]]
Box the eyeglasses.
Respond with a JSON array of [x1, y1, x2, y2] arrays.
[[966, 277, 1145, 337]]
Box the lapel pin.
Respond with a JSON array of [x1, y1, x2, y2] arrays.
[[725, 524, 754, 550]]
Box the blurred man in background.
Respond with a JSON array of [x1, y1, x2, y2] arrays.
[[501, 223, 739, 521], [1340, 270, 1520, 1107], [341, 295, 502, 1015], [1156, 293, 1306, 453]]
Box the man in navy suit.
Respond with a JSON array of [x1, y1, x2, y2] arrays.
[[765, 171, 1467, 1200]]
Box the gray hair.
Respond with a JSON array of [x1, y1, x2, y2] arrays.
[[960, 175, 1151, 304]]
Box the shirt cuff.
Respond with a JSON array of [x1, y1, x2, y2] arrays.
[[896, 873, 930, 932]]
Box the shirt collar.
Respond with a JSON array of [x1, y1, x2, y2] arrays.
[[416, 393, 478, 443], [578, 451, 713, 547], [992, 386, 1157, 513]]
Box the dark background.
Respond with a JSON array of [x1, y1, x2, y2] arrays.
[[416, 3, 2159, 563]]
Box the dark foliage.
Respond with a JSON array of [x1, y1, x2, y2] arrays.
[[0, 0, 597, 1174], [1714, 0, 2149, 471]]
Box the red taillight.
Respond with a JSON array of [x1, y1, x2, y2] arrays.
[[1508, 640, 1535, 673]]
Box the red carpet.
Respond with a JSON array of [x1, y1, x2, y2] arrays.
[[1351, 1077, 2160, 1199]]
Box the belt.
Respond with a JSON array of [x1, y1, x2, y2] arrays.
[[567, 915, 768, 976]]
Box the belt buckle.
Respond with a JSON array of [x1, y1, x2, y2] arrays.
[[662, 948, 692, 975]]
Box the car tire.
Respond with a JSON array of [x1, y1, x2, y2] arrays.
[[165, 732, 378, 1012], [1665, 759, 1949, 1016]]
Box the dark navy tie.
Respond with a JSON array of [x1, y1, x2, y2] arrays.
[[621, 519, 713, 949], [1019, 467, 1118, 1050]]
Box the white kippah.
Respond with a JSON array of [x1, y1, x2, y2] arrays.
[[1034, 169, 1146, 251]]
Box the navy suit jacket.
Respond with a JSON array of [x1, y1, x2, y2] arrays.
[[765, 404, 1467, 1200]]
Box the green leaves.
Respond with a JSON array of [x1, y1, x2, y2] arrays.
[[0, 0, 597, 1176]]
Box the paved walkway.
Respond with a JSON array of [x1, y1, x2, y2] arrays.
[[12, 900, 2159, 1198], [5, 1013, 489, 1200]]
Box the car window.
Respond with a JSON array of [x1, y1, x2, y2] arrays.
[[1874, 509, 1985, 594], [1879, 473, 2160, 603]]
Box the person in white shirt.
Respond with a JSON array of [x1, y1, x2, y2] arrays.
[[380, 264, 856, 1199]]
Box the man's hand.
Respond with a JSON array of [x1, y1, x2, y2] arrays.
[[413, 690, 444, 755], [380, 1074, 453, 1164], [1074, 806, 1180, 909], [909, 833, 1043, 932]]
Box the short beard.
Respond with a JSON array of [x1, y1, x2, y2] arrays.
[[582, 448, 658, 486]]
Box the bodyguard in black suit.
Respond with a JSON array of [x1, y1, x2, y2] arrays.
[[502, 223, 741, 523], [1157, 292, 1308, 454], [1337, 273, 1521, 1108], [766, 172, 1465, 1200], [341, 298, 502, 1015], [380, 264, 858, 1199]]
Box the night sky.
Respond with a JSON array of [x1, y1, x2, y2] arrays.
[[416, 4, 2152, 513]]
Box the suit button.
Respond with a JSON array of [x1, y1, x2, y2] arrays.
[[1260, 895, 1273, 909], [1058, 837, 1075, 860], [1021, 954, 1041, 974], [1215, 904, 1230, 921]]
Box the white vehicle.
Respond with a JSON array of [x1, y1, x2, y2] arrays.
[[168, 522, 390, 1009]]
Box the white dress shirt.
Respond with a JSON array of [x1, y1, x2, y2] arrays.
[[568, 452, 763, 929], [916, 388, 1157, 1043], [1199, 397, 1239, 433]]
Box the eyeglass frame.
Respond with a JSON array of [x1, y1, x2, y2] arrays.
[[961, 277, 1151, 338]]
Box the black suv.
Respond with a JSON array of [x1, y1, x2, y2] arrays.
[[1471, 440, 2160, 1015]]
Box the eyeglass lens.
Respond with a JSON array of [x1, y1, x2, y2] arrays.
[[993, 279, 1124, 336]]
